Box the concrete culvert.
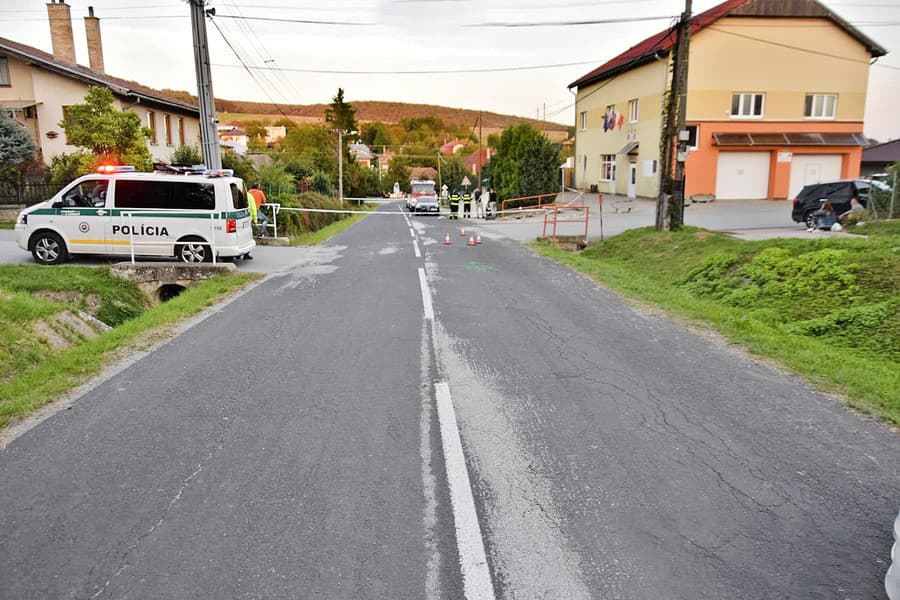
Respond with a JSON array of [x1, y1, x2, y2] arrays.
[[156, 284, 187, 303]]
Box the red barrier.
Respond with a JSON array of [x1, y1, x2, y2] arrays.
[[542, 205, 591, 242]]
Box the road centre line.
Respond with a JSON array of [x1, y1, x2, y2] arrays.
[[418, 267, 434, 321], [413, 239, 422, 258], [434, 382, 497, 600], [410, 228, 416, 238]]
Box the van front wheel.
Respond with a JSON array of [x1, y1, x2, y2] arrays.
[[175, 237, 213, 263], [31, 231, 68, 265]]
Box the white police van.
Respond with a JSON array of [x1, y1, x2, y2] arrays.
[[15, 165, 255, 265]]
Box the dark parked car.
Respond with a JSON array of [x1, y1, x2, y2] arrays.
[[413, 195, 440, 214], [791, 180, 869, 228]]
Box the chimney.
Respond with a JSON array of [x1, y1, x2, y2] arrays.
[[46, 0, 76, 63], [84, 6, 104, 72]]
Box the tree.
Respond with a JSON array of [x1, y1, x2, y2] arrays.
[[170, 145, 203, 165], [221, 151, 257, 184], [59, 86, 152, 171], [490, 123, 560, 202], [324, 88, 357, 133], [0, 110, 37, 173], [385, 156, 411, 195], [361, 121, 393, 148], [439, 154, 468, 192]]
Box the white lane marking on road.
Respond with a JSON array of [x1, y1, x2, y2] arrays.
[[410, 228, 416, 239], [418, 267, 434, 321], [420, 323, 442, 600], [413, 239, 422, 258], [435, 381, 496, 600]]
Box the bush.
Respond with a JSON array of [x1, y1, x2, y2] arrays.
[[271, 192, 346, 238]]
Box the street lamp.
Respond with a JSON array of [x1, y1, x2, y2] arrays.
[[337, 129, 358, 204]]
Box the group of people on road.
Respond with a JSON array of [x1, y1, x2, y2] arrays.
[[449, 187, 496, 219]]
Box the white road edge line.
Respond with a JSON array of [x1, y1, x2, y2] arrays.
[[413, 239, 422, 258], [435, 381, 496, 600], [418, 267, 434, 321]]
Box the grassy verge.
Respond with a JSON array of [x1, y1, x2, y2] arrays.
[[533, 225, 900, 425], [0, 220, 14, 229], [0, 266, 258, 430], [291, 212, 369, 246]]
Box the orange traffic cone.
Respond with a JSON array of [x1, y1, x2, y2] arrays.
[[460, 228, 466, 236], [475, 232, 482, 245], [467, 235, 475, 246], [444, 233, 451, 245]]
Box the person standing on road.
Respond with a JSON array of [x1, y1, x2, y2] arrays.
[[474, 188, 484, 218], [248, 183, 268, 237]]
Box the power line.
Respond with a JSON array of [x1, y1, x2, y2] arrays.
[[213, 13, 375, 26], [467, 15, 676, 27], [546, 20, 678, 119], [707, 26, 900, 71], [210, 58, 618, 75], [208, 15, 291, 119]]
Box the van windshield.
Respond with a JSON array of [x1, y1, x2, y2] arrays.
[[230, 182, 249, 210]]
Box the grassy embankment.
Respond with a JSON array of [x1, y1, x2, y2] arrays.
[[0, 265, 258, 430], [535, 222, 900, 425]]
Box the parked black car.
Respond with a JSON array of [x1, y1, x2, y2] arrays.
[[791, 180, 869, 228]]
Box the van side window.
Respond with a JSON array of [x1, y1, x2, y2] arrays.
[[230, 183, 249, 209], [62, 179, 109, 207], [114, 180, 215, 210]]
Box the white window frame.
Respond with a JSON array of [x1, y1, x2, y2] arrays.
[[730, 92, 765, 119], [628, 98, 639, 123], [600, 154, 616, 182], [580, 111, 587, 130], [0, 56, 10, 86], [804, 93, 837, 120]]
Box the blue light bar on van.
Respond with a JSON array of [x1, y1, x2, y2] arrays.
[[97, 165, 136, 174], [204, 169, 234, 178]]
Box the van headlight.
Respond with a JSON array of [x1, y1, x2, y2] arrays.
[[16, 213, 27, 225]]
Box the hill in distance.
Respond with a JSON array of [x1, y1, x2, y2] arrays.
[[160, 90, 571, 134]]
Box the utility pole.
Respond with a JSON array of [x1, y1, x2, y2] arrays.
[[478, 111, 483, 190], [189, 0, 221, 169], [655, 0, 692, 231]]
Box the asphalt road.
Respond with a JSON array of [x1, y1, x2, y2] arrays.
[[1, 203, 897, 599]]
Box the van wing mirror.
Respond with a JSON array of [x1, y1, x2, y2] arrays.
[[51, 200, 64, 208]]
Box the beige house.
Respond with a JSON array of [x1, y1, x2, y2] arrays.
[[0, 1, 200, 166], [569, 0, 885, 201]]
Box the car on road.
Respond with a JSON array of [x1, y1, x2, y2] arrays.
[[412, 195, 440, 214], [791, 179, 869, 228]]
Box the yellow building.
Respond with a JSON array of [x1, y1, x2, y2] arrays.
[[0, 1, 200, 166], [569, 0, 886, 201]]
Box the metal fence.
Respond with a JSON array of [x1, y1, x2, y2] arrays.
[[0, 181, 63, 206]]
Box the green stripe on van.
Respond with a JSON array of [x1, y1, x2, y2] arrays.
[[28, 208, 250, 219]]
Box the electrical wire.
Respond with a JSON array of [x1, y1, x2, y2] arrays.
[[209, 58, 622, 75], [208, 16, 292, 119], [707, 26, 900, 71]]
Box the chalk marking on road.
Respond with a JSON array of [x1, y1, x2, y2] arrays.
[[435, 381, 496, 600], [418, 267, 434, 321], [413, 239, 422, 258]]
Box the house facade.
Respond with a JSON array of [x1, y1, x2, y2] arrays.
[[861, 140, 900, 177], [0, 1, 200, 167], [569, 0, 886, 201]]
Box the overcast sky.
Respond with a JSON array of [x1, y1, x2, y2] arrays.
[[1, 0, 898, 140]]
